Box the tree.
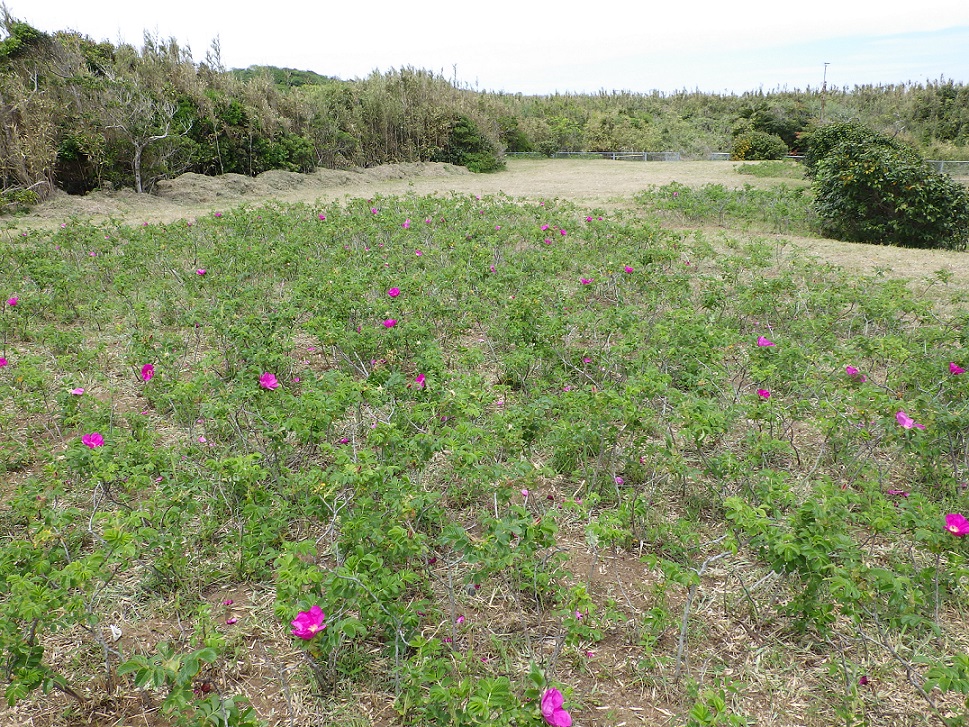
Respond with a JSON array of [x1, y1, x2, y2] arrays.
[[103, 84, 188, 192], [734, 99, 812, 150], [0, 13, 56, 203]]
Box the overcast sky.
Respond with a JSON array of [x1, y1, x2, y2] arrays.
[[11, 1, 969, 94]]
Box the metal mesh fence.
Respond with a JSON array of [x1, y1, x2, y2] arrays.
[[927, 160, 969, 177], [503, 151, 690, 161], [503, 153, 969, 175]]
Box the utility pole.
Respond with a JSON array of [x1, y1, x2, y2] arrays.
[[820, 62, 830, 123]]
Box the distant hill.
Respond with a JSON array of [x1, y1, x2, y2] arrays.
[[229, 65, 338, 87]]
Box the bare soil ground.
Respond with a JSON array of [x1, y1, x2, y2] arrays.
[[15, 158, 969, 287]]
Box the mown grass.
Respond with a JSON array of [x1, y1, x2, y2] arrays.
[[735, 160, 807, 180], [1, 190, 969, 727]]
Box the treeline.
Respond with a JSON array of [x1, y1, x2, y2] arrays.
[[0, 14, 505, 205], [2, 11, 969, 207], [494, 81, 969, 161]]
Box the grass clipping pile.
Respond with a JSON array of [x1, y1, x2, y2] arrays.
[[29, 162, 473, 224]]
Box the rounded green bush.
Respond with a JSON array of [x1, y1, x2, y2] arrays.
[[730, 130, 788, 161], [811, 123, 969, 249], [800, 121, 901, 178]]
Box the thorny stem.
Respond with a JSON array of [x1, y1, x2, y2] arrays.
[[674, 545, 732, 682], [265, 647, 296, 727], [857, 607, 947, 727], [546, 617, 567, 678], [332, 572, 408, 694], [446, 556, 458, 646]]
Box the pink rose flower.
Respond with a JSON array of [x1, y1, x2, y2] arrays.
[[945, 513, 969, 536], [291, 605, 326, 639], [81, 432, 105, 449], [895, 410, 925, 430], [541, 688, 572, 727]]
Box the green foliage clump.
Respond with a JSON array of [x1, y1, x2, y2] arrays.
[[497, 116, 532, 152], [910, 79, 969, 144], [536, 139, 559, 157], [734, 99, 811, 149], [73, 36, 115, 74], [230, 65, 335, 87], [800, 120, 900, 178], [809, 122, 969, 249], [0, 188, 38, 213], [730, 130, 788, 161], [0, 20, 47, 62], [432, 115, 505, 173]]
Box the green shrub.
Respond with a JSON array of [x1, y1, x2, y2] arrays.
[[253, 132, 317, 174], [800, 120, 902, 178], [432, 114, 505, 173], [536, 139, 559, 157], [0, 20, 48, 62], [734, 99, 812, 149], [498, 116, 532, 153], [0, 189, 39, 214], [811, 124, 969, 249], [730, 131, 788, 161]]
